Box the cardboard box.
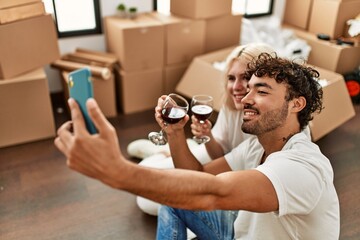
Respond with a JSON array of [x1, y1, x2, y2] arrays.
[[283, 0, 313, 30], [147, 12, 206, 65], [0, 2, 45, 24], [170, 0, 232, 19], [164, 62, 190, 94], [284, 24, 360, 74], [61, 71, 117, 118], [117, 68, 163, 114], [176, 47, 236, 111], [104, 15, 164, 72], [0, 14, 60, 79], [308, 0, 360, 38], [205, 13, 242, 53], [309, 66, 356, 141], [0, 68, 56, 148], [0, 0, 41, 9]]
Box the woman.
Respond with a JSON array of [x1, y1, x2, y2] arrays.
[[133, 43, 276, 216]]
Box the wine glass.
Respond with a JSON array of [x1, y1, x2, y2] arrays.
[[191, 95, 214, 144], [148, 93, 189, 145]]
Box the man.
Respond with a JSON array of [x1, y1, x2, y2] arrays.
[[55, 53, 340, 239]]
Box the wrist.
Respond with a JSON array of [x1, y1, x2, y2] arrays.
[[165, 127, 184, 136]]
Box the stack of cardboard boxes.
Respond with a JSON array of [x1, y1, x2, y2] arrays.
[[104, 0, 242, 114], [283, 0, 360, 74], [0, 0, 60, 148]]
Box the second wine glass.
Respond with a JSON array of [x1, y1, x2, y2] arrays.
[[191, 95, 214, 144], [148, 93, 189, 145]]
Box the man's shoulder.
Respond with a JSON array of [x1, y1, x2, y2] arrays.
[[271, 132, 329, 164]]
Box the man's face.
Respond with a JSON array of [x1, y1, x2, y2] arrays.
[[241, 75, 290, 135]]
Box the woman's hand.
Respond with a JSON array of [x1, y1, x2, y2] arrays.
[[190, 115, 212, 139]]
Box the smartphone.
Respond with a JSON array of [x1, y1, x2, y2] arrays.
[[68, 68, 97, 134]]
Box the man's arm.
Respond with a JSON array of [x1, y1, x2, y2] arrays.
[[55, 98, 278, 212]]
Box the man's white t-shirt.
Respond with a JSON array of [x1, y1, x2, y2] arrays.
[[225, 132, 340, 240]]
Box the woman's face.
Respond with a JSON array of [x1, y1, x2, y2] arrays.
[[226, 59, 248, 110]]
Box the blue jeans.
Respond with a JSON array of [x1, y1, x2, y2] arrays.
[[156, 205, 238, 240]]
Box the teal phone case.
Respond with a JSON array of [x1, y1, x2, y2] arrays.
[[68, 68, 97, 134]]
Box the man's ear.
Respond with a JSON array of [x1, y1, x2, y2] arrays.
[[291, 96, 306, 113]]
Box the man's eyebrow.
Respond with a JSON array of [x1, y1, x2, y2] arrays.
[[253, 82, 273, 89]]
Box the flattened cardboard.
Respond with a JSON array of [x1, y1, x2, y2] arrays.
[[0, 68, 55, 148]]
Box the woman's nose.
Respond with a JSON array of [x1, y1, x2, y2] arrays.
[[233, 79, 246, 91]]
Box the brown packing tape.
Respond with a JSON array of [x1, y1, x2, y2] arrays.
[[51, 59, 111, 80]]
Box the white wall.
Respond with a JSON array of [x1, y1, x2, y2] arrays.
[[47, 0, 285, 93]]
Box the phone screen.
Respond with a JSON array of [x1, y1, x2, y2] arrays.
[[68, 68, 97, 134]]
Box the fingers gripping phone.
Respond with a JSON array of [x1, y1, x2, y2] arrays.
[[68, 68, 97, 134]]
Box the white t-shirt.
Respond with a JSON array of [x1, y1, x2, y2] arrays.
[[225, 132, 340, 240]]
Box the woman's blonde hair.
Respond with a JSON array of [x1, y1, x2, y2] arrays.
[[223, 43, 275, 110]]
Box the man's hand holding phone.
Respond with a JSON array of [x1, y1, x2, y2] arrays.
[[68, 68, 97, 134]]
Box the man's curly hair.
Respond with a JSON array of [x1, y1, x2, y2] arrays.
[[244, 53, 323, 130]]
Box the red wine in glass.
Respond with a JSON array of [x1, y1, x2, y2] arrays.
[[191, 105, 213, 122], [161, 107, 187, 124], [191, 95, 214, 144], [148, 93, 189, 145]]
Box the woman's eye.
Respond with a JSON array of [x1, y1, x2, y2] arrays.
[[227, 75, 235, 81]]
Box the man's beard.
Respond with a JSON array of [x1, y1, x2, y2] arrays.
[[241, 101, 289, 135]]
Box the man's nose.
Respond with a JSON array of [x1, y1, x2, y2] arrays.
[[241, 91, 253, 105]]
